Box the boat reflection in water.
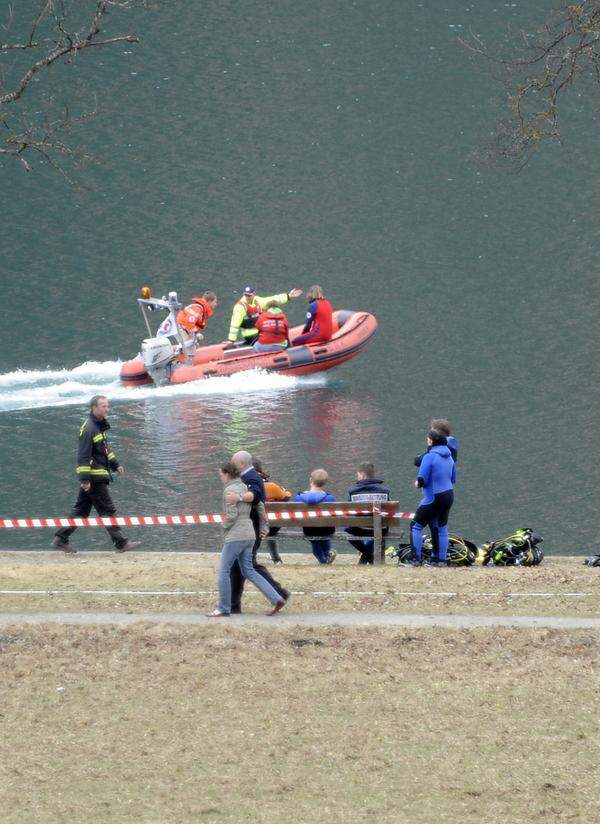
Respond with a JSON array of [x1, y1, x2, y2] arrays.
[[118, 381, 384, 552]]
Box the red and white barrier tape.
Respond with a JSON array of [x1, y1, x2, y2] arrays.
[[0, 508, 415, 529]]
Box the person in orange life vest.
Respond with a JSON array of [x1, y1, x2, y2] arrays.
[[176, 291, 217, 343], [292, 284, 333, 345], [253, 302, 290, 353], [253, 457, 292, 564], [224, 285, 303, 348]]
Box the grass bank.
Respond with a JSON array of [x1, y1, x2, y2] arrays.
[[0, 552, 598, 617], [0, 623, 597, 823]]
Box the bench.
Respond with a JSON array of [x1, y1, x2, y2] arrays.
[[264, 501, 412, 565]]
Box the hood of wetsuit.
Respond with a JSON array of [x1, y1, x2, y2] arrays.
[[430, 445, 452, 459]]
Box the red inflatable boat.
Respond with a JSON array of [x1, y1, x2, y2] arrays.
[[120, 308, 377, 387]]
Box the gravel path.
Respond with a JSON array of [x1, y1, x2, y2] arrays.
[[1, 611, 600, 628]]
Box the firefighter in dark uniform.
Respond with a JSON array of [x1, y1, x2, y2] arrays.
[[52, 395, 141, 554]]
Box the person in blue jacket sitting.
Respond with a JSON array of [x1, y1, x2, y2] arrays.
[[411, 428, 457, 566], [346, 463, 391, 564], [294, 469, 337, 564]]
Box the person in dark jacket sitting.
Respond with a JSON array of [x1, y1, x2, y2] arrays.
[[294, 469, 337, 564], [345, 463, 391, 564]]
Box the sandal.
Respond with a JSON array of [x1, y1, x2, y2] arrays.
[[206, 609, 230, 618]]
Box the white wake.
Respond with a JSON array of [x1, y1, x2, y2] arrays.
[[0, 360, 326, 412]]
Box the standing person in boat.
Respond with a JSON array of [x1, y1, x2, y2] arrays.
[[345, 463, 391, 565], [52, 395, 141, 554], [411, 429, 457, 566], [253, 301, 291, 353], [224, 285, 303, 348], [294, 469, 337, 564], [157, 291, 217, 344], [225, 450, 290, 613], [206, 461, 286, 617], [252, 457, 292, 564], [292, 285, 333, 346]]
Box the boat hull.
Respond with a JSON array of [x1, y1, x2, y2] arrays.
[[120, 309, 376, 387]]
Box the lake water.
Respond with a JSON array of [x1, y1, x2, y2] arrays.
[[0, 0, 598, 554]]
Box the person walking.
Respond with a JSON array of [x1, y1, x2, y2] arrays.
[[206, 462, 285, 617], [52, 395, 141, 554], [411, 429, 457, 566], [226, 450, 290, 613]]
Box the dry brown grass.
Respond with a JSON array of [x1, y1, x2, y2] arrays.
[[0, 552, 598, 617], [0, 623, 598, 823]]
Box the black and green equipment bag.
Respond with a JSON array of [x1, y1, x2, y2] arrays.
[[480, 528, 544, 567], [584, 554, 600, 567], [386, 535, 477, 566]]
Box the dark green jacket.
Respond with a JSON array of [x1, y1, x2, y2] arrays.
[[76, 415, 120, 484]]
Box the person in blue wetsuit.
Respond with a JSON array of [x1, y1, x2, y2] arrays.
[[414, 418, 458, 466], [411, 429, 456, 566], [413, 419, 458, 559], [294, 469, 337, 564]]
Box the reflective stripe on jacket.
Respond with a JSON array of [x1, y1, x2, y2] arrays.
[[76, 414, 120, 484], [176, 298, 213, 334], [227, 292, 289, 341]]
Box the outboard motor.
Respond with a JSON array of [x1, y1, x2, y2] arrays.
[[141, 337, 176, 386]]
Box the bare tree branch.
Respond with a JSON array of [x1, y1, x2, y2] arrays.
[[0, 1, 139, 105], [461, 1, 600, 169], [0, 0, 142, 181]]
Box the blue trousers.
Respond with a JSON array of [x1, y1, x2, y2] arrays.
[[218, 540, 281, 613], [310, 539, 331, 564]]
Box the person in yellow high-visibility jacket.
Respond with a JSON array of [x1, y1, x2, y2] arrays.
[[224, 285, 303, 347]]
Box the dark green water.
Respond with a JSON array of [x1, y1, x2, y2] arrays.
[[1, 1, 598, 554]]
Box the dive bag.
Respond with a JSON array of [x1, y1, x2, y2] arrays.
[[480, 528, 544, 567], [584, 554, 600, 567], [386, 534, 477, 567]]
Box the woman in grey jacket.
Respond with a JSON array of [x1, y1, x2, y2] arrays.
[[207, 462, 286, 617]]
